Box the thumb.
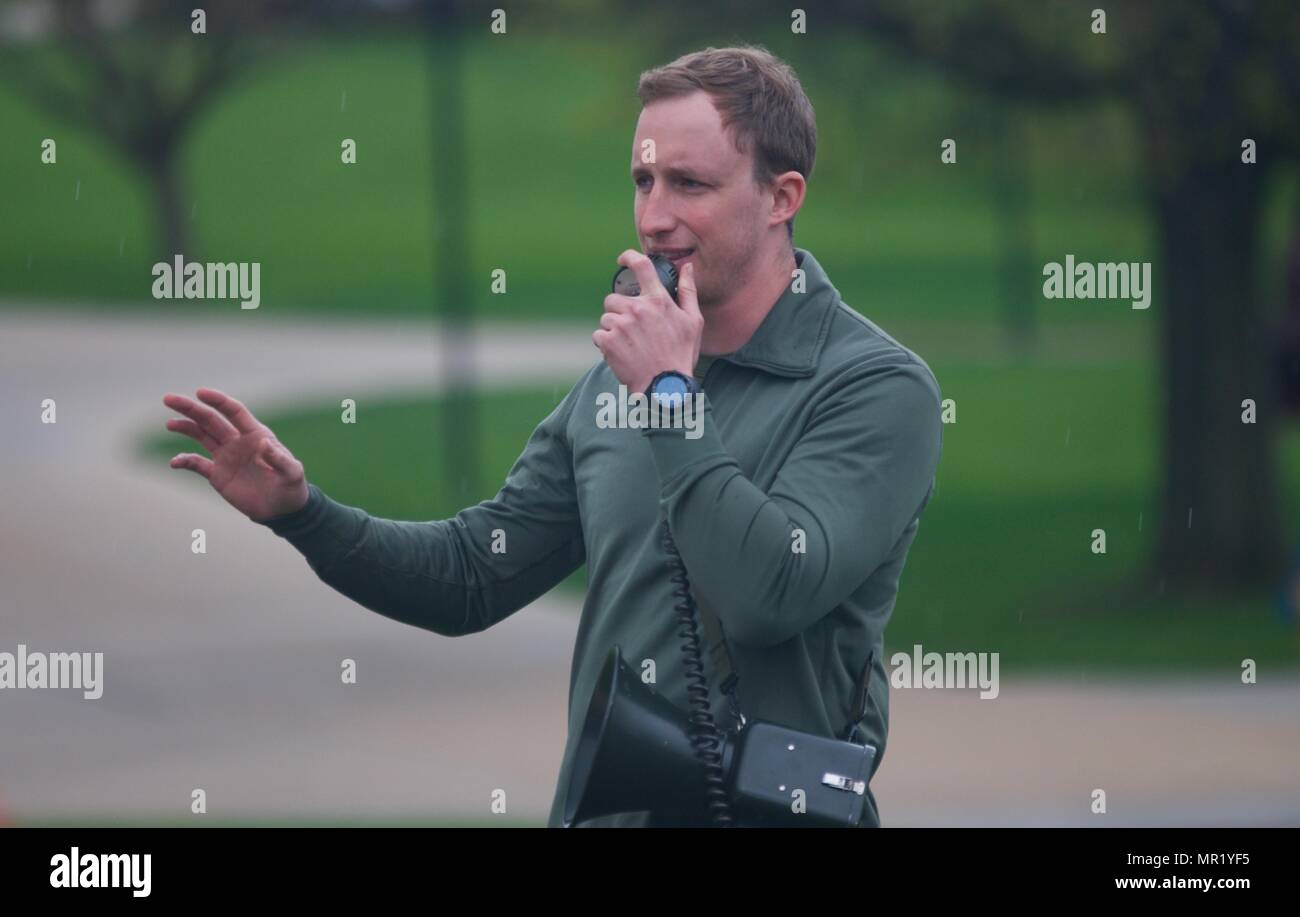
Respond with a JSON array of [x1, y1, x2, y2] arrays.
[[677, 261, 701, 320]]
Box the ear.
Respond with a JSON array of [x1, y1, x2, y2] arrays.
[[768, 170, 806, 229]]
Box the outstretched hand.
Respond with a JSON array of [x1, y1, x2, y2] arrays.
[[163, 387, 309, 522]]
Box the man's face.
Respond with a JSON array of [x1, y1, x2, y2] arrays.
[[631, 92, 772, 308]]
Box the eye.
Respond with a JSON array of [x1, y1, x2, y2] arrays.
[[634, 176, 651, 190], [679, 178, 703, 189]]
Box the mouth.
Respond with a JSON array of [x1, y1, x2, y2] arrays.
[[650, 248, 695, 268]]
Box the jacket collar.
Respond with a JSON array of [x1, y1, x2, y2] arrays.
[[719, 248, 839, 378]]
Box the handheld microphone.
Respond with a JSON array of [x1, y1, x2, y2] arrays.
[[611, 254, 679, 303]]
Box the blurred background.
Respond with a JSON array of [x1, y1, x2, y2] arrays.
[[1, 0, 1298, 826]]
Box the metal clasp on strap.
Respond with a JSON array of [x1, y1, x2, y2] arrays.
[[822, 772, 866, 795], [720, 673, 746, 732]]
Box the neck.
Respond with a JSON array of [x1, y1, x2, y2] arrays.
[[700, 243, 798, 355]]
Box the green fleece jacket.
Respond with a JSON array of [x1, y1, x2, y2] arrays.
[[254, 248, 943, 827]]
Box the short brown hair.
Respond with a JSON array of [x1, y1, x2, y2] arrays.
[[637, 45, 817, 240]]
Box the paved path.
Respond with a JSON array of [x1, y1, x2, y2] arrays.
[[1, 309, 595, 824], [1, 307, 1297, 826]]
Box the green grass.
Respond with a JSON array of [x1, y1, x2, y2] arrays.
[[4, 28, 1294, 325], [140, 367, 1300, 675], [896, 363, 1300, 673]]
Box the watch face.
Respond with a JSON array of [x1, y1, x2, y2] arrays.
[[652, 373, 691, 407]]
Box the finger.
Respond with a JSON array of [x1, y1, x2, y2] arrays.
[[618, 249, 668, 305], [603, 293, 637, 315], [196, 388, 262, 435], [163, 393, 239, 446], [165, 418, 218, 453], [598, 312, 624, 332], [677, 261, 702, 320], [169, 452, 214, 480], [261, 442, 299, 478], [593, 329, 613, 353]]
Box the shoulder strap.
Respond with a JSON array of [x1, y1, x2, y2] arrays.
[[699, 591, 878, 744], [693, 591, 746, 732]]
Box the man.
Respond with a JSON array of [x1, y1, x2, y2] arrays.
[[163, 45, 942, 827]]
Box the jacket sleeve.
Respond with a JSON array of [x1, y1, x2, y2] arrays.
[[642, 357, 941, 648], [253, 383, 586, 636]]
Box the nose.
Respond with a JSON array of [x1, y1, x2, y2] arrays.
[[637, 181, 676, 238]]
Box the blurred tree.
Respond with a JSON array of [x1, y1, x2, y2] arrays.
[[0, 0, 331, 255], [0, 0, 498, 504], [960, 92, 1037, 354], [426, 0, 481, 500], [806, 0, 1300, 590]]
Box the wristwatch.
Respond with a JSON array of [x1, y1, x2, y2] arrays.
[[646, 370, 701, 410]]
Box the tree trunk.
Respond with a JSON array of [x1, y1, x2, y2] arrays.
[[1149, 154, 1285, 590], [988, 102, 1036, 355], [151, 149, 189, 257], [428, 0, 481, 501]]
